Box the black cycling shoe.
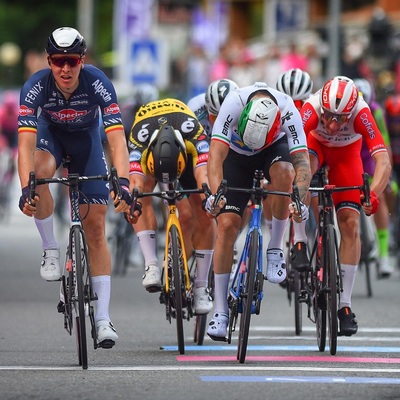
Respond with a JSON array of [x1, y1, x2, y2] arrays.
[[338, 307, 358, 336], [290, 242, 310, 272]]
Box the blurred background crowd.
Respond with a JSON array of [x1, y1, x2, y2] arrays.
[[1, 0, 400, 274]]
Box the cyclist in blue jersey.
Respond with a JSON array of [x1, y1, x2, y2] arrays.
[[17, 27, 131, 348]]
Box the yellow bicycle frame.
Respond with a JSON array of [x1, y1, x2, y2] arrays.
[[163, 203, 191, 293]]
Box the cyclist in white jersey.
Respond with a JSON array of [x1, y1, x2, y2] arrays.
[[204, 82, 311, 341]]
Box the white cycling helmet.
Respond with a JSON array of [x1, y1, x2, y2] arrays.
[[133, 83, 159, 105], [238, 97, 281, 150], [46, 27, 87, 55], [353, 78, 373, 104], [320, 76, 359, 115], [205, 79, 239, 116], [276, 68, 313, 100]]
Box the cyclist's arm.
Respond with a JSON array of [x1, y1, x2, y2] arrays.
[[107, 128, 130, 182], [371, 151, 392, 198], [207, 139, 229, 194], [290, 150, 311, 202], [17, 131, 36, 188]]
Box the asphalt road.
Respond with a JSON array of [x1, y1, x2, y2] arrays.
[[0, 188, 399, 400]]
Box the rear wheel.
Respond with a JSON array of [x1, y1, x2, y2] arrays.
[[293, 270, 303, 336]]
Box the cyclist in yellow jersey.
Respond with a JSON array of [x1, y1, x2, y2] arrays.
[[127, 98, 216, 315]]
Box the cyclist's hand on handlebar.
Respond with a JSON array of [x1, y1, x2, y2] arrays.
[[111, 177, 132, 212], [204, 194, 226, 217], [361, 190, 379, 216], [124, 201, 142, 224], [19, 186, 39, 216], [289, 201, 309, 223]]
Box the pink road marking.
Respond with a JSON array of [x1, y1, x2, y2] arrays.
[[177, 355, 400, 364]]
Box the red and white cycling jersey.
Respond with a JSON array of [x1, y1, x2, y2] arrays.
[[301, 90, 386, 158]]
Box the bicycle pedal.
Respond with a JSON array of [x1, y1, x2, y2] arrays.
[[97, 339, 115, 349], [57, 301, 65, 313], [146, 285, 162, 293], [207, 333, 228, 342]]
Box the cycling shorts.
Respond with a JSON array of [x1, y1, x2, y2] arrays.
[[36, 120, 109, 205], [308, 135, 363, 213], [220, 136, 291, 216]]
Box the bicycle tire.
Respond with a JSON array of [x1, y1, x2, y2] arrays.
[[293, 270, 303, 336], [237, 230, 258, 363], [169, 224, 185, 355], [72, 226, 88, 369], [194, 315, 207, 345], [325, 224, 338, 355], [314, 235, 326, 352]]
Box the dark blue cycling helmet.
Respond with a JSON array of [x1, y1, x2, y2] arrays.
[[46, 27, 87, 55]]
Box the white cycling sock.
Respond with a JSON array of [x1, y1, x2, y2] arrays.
[[194, 249, 213, 288], [136, 230, 158, 267], [214, 273, 230, 315], [92, 275, 111, 323], [339, 263, 358, 309], [265, 219, 272, 236], [293, 220, 308, 244], [268, 217, 288, 250], [34, 214, 59, 250]]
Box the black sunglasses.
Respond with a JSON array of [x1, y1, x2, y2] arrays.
[[50, 56, 81, 68]]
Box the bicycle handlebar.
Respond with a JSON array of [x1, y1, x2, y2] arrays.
[[308, 173, 371, 207], [133, 186, 205, 203], [27, 170, 111, 204]]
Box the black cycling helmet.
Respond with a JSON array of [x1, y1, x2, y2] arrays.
[[146, 125, 187, 184], [46, 27, 87, 55]]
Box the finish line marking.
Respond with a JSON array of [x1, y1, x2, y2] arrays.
[[161, 345, 400, 352], [177, 355, 400, 364], [1, 366, 400, 373], [200, 375, 400, 384]]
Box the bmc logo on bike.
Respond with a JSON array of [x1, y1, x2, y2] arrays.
[[18, 105, 34, 117]]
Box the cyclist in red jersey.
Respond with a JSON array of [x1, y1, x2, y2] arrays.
[[299, 76, 391, 336], [18, 27, 131, 348]]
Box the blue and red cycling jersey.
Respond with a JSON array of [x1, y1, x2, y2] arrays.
[[18, 64, 123, 135], [18, 65, 124, 204]]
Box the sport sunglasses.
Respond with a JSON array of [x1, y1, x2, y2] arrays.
[[50, 56, 82, 68], [321, 109, 350, 124]]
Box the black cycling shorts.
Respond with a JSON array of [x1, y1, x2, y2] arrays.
[[220, 136, 291, 216]]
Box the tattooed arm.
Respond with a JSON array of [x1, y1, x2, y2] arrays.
[[290, 150, 311, 202]]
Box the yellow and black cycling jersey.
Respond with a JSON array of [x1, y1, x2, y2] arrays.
[[128, 98, 209, 176]]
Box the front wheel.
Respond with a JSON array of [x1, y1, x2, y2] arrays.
[[72, 227, 88, 369], [325, 224, 338, 355], [169, 225, 185, 354], [237, 230, 258, 363]]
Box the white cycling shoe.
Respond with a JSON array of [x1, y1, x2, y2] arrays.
[[193, 287, 213, 315], [142, 264, 162, 292], [96, 320, 118, 349], [40, 249, 61, 281], [266, 248, 286, 284], [207, 312, 228, 342]]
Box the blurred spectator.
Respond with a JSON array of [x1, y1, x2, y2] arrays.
[[0, 91, 19, 151], [186, 43, 210, 100], [226, 37, 255, 88], [280, 42, 309, 72], [259, 44, 284, 87], [209, 43, 230, 82]]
